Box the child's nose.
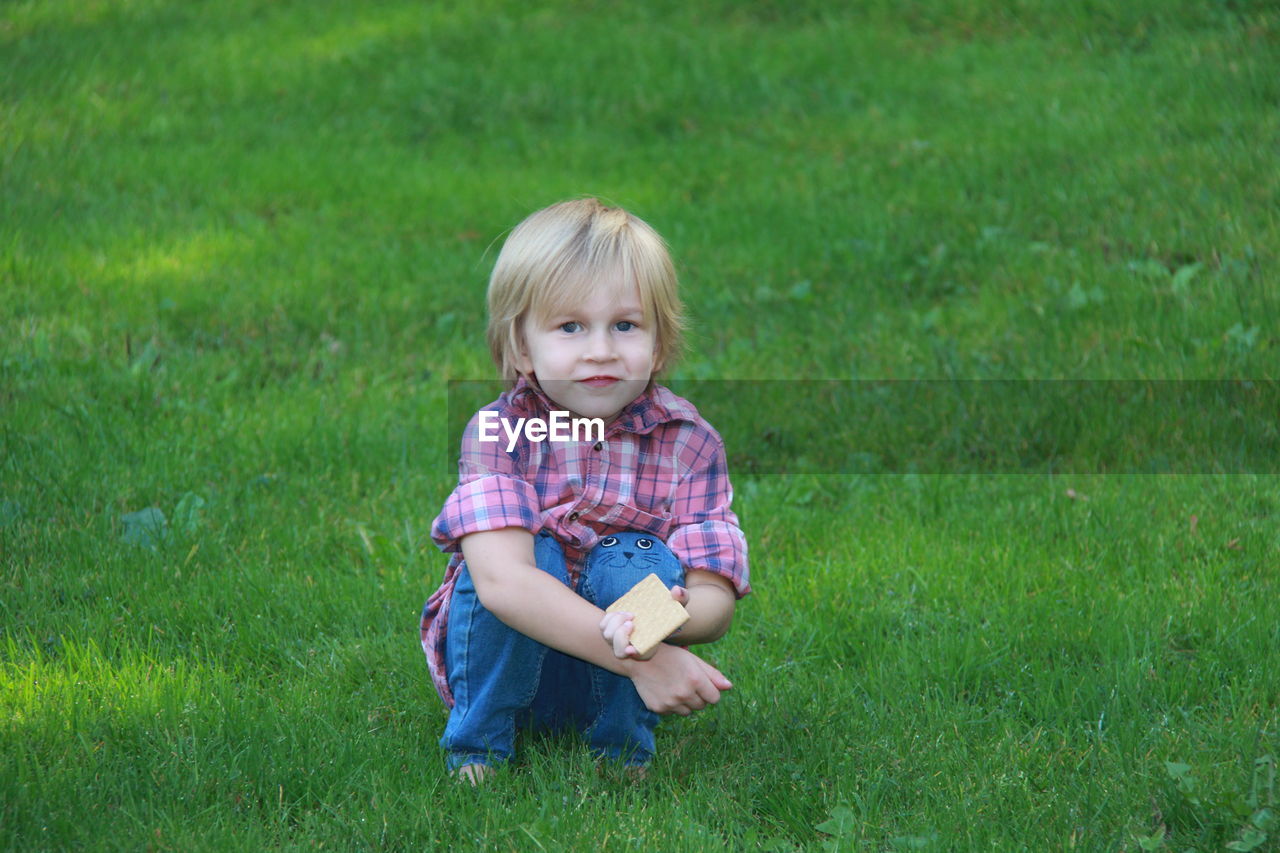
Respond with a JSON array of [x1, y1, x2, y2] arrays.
[[584, 328, 615, 359]]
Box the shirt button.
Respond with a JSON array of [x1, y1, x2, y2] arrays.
[[593, 441, 604, 451], [568, 512, 580, 522]]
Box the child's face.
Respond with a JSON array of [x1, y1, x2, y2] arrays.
[[516, 278, 659, 423]]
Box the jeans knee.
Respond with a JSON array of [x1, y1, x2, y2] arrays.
[[579, 531, 683, 607]]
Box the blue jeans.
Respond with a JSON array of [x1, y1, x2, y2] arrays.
[[440, 530, 683, 769]]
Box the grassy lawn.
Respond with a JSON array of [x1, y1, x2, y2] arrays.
[[3, 0, 1278, 849]]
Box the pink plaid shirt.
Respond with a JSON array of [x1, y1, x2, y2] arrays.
[[420, 375, 750, 707]]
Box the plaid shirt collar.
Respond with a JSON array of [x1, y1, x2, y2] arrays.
[[509, 374, 699, 436]]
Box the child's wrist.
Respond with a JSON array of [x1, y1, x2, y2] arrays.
[[618, 654, 643, 678]]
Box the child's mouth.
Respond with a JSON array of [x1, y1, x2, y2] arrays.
[[579, 376, 620, 387]]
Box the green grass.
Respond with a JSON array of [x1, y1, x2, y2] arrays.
[[3, 0, 1278, 849]]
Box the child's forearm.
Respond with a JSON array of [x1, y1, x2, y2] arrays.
[[668, 569, 736, 646], [487, 571, 637, 674], [460, 528, 633, 676]]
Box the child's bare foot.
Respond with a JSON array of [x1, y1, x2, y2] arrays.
[[452, 763, 493, 786]]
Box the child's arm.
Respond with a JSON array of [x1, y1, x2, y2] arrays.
[[668, 569, 735, 644], [461, 527, 733, 716], [599, 569, 734, 660]]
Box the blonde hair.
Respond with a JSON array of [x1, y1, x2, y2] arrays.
[[486, 198, 685, 383]]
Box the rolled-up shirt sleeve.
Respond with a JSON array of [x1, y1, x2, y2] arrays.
[[430, 412, 543, 553], [666, 436, 751, 597]]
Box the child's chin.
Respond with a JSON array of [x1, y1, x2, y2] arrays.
[[544, 385, 647, 421], [568, 405, 624, 424]]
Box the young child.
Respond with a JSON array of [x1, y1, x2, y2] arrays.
[[420, 198, 750, 782]]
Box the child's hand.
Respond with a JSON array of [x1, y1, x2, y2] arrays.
[[599, 610, 655, 660], [599, 585, 691, 660], [627, 644, 732, 716]]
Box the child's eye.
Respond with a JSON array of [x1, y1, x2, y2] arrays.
[[559, 321, 581, 333], [614, 321, 636, 332]]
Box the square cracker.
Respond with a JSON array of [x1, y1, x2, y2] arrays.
[[606, 573, 690, 657]]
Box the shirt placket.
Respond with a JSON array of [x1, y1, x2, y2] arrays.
[[563, 437, 610, 585]]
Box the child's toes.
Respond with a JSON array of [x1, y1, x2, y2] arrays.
[[452, 763, 493, 787]]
